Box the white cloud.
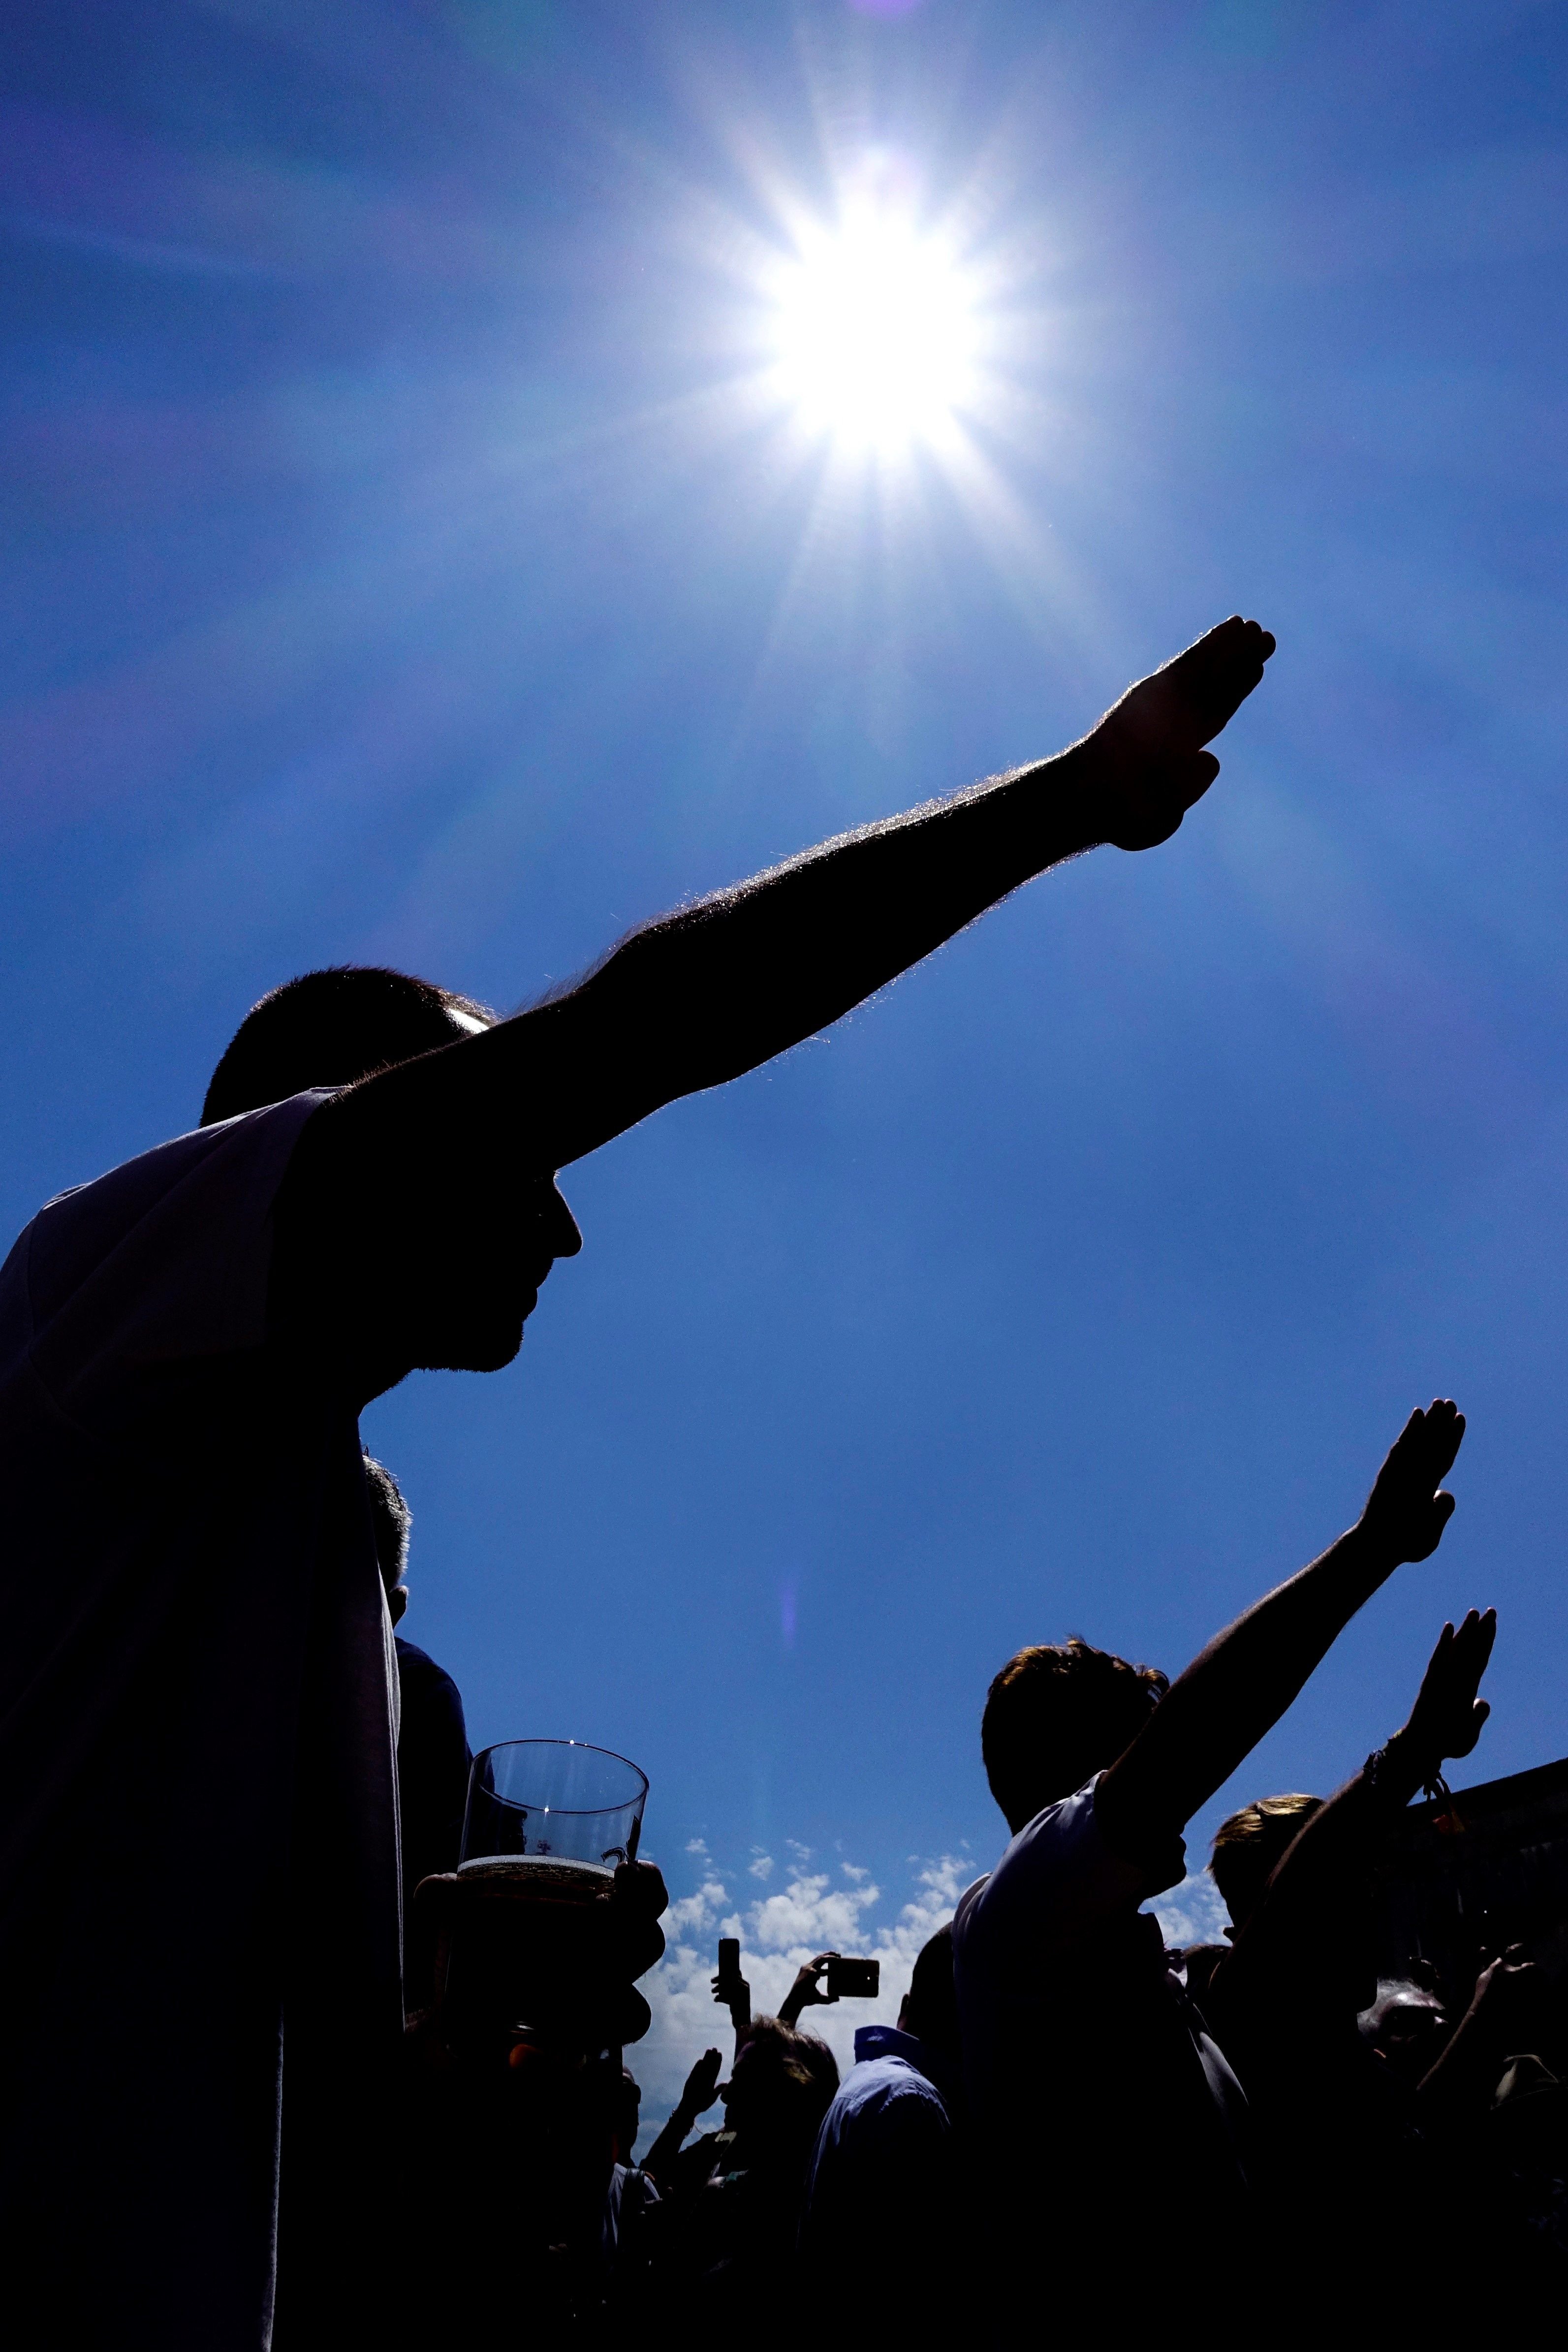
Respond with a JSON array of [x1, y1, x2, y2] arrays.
[[749, 1870, 881, 1952], [665, 1876, 730, 1937], [631, 1843, 977, 2157], [1149, 1871, 1231, 1950], [748, 1853, 775, 1881], [685, 1837, 709, 1858]]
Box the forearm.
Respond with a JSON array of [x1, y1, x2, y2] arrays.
[[642, 2109, 698, 2187], [1417, 2002, 1505, 2121], [282, 744, 1097, 1196], [539, 744, 1099, 1162], [1221, 1744, 1424, 1985], [1100, 1526, 1396, 1846]]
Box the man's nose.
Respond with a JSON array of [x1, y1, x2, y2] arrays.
[[545, 1181, 583, 1259]]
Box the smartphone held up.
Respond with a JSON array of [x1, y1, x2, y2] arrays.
[[824, 1955, 879, 2000]]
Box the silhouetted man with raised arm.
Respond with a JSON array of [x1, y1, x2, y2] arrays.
[[953, 1400, 1465, 2314], [0, 617, 1272, 2348]]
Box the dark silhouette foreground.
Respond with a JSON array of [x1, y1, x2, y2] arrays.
[[0, 621, 1279, 2346]]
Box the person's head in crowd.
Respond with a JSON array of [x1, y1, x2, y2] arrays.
[[1209, 1793, 1324, 1938], [363, 1453, 411, 1627], [982, 1638, 1169, 1833], [721, 2019, 839, 2171], [898, 1925, 960, 2058], [1359, 1979, 1450, 2086]]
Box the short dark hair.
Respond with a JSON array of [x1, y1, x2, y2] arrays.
[[201, 965, 494, 1125], [1209, 1793, 1322, 1928], [363, 1454, 411, 1598], [981, 1638, 1168, 1833], [904, 1922, 959, 2055]]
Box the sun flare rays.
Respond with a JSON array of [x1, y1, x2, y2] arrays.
[[763, 200, 984, 457]]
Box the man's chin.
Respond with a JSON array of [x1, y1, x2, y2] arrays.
[[406, 1313, 528, 1377], [455, 1317, 526, 1374]]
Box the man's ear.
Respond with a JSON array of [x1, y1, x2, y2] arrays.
[[389, 1585, 408, 1627]]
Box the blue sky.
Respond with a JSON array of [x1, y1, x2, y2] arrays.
[[2, 1, 1565, 2113]]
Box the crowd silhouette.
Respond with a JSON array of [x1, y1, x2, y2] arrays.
[[1, 614, 1564, 2347]]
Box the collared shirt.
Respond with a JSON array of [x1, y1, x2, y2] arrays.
[[799, 2023, 956, 2295]]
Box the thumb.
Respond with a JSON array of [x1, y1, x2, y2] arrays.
[[1163, 751, 1220, 818]]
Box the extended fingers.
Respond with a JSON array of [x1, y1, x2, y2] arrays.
[[1455, 1607, 1498, 1674], [1386, 1399, 1465, 1491], [1420, 1398, 1466, 1479]]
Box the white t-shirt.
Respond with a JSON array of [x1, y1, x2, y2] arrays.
[[953, 1777, 1247, 2272], [0, 1096, 402, 2348]]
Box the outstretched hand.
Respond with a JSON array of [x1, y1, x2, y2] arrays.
[[780, 1953, 838, 2025], [1081, 615, 1276, 851], [1358, 1400, 1465, 1564], [679, 2047, 724, 2120], [1402, 1609, 1496, 1769]]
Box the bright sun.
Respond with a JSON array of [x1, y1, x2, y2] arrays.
[[768, 206, 981, 456]]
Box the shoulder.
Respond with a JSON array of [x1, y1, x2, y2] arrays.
[[831, 2057, 950, 2154], [851, 2054, 948, 2111], [394, 1636, 457, 1694], [952, 1871, 991, 1945], [11, 1095, 337, 1418], [958, 1777, 1147, 1955], [393, 1638, 469, 1737], [27, 1097, 330, 1310]]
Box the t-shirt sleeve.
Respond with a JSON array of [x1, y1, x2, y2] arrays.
[[20, 1093, 330, 1422], [957, 1776, 1149, 1962]]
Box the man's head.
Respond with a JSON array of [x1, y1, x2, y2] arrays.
[[363, 1454, 411, 1626], [982, 1638, 1168, 1835], [898, 1923, 959, 2058], [202, 965, 494, 1127], [1359, 1979, 1450, 2086], [206, 965, 582, 1376], [1209, 1793, 1323, 1938]]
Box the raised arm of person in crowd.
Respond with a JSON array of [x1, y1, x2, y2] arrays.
[[1416, 1941, 1542, 2121], [1096, 1402, 1466, 1867], [1215, 1609, 1496, 1991], [642, 2049, 724, 2189], [712, 1961, 753, 2059], [779, 1953, 839, 2029], [274, 620, 1272, 1363]]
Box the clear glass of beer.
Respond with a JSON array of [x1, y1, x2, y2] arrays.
[[460, 1738, 649, 1878]]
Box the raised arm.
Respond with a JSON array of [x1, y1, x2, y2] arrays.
[[272, 618, 1271, 1380], [305, 618, 1272, 1174], [1096, 1402, 1466, 1861], [642, 2048, 723, 2188], [1217, 1608, 1495, 1992]]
